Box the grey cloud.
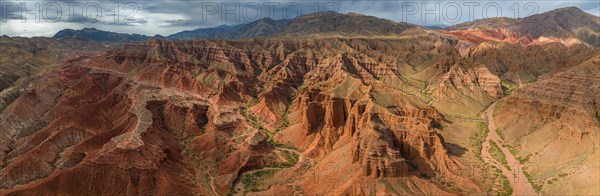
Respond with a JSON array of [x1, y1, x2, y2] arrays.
[[1, 0, 598, 37]]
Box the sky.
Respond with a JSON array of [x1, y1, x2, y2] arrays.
[[0, 0, 598, 37]]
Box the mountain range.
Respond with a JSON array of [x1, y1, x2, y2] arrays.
[[2, 6, 599, 196], [53, 7, 599, 47], [448, 7, 600, 47]]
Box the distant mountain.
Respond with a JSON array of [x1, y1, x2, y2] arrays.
[[166, 18, 290, 40], [516, 7, 600, 46], [425, 24, 449, 29], [53, 12, 419, 42], [448, 7, 600, 46], [166, 25, 238, 40], [228, 18, 290, 39], [6, 6, 600, 196], [167, 12, 419, 40], [52, 7, 599, 46], [53, 28, 151, 42], [446, 17, 518, 30], [278, 12, 417, 36]]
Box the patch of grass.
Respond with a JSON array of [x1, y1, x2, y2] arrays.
[[488, 164, 512, 196], [270, 161, 294, 168], [283, 151, 299, 163], [506, 143, 520, 158], [274, 105, 290, 133], [242, 108, 281, 150], [524, 170, 543, 192], [495, 128, 506, 141], [558, 173, 568, 178], [274, 142, 299, 151], [516, 154, 532, 164], [241, 169, 278, 192], [442, 112, 484, 121], [546, 172, 569, 185], [269, 139, 282, 147], [241, 109, 268, 132], [488, 140, 510, 170], [493, 100, 503, 117], [497, 174, 513, 196], [242, 104, 295, 150], [470, 122, 489, 160], [270, 151, 299, 168], [501, 80, 518, 95]]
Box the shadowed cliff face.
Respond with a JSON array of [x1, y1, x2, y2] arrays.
[[0, 35, 597, 195]]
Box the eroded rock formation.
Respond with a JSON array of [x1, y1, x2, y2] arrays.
[[0, 31, 596, 195]]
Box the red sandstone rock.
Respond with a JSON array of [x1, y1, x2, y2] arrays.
[[1, 36, 596, 195]]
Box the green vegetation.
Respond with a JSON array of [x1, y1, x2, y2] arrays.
[[242, 169, 278, 192], [524, 170, 543, 192], [238, 104, 300, 190], [497, 173, 513, 196], [274, 105, 290, 133], [470, 122, 489, 160], [487, 165, 512, 196], [185, 154, 217, 193], [283, 151, 299, 163], [240, 109, 268, 132], [488, 140, 510, 170], [241, 102, 295, 149], [270, 150, 300, 168], [272, 142, 299, 151], [515, 154, 532, 164], [493, 100, 503, 117], [495, 128, 506, 141], [558, 173, 568, 178], [546, 173, 569, 185], [501, 80, 518, 95], [442, 112, 485, 122], [506, 142, 521, 159], [432, 121, 444, 130]]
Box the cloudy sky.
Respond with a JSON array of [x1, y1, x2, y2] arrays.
[[0, 0, 598, 37]]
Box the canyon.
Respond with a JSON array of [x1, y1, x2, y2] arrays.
[[1, 7, 599, 196]]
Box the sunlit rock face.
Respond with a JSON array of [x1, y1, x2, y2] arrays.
[[1, 7, 598, 195]]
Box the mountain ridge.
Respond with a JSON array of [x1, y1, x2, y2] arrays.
[[2, 6, 600, 195], [448, 6, 600, 46], [3, 32, 598, 195], [53, 28, 151, 42], [49, 7, 600, 47]]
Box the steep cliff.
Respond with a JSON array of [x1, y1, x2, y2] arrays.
[[1, 32, 596, 195]]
